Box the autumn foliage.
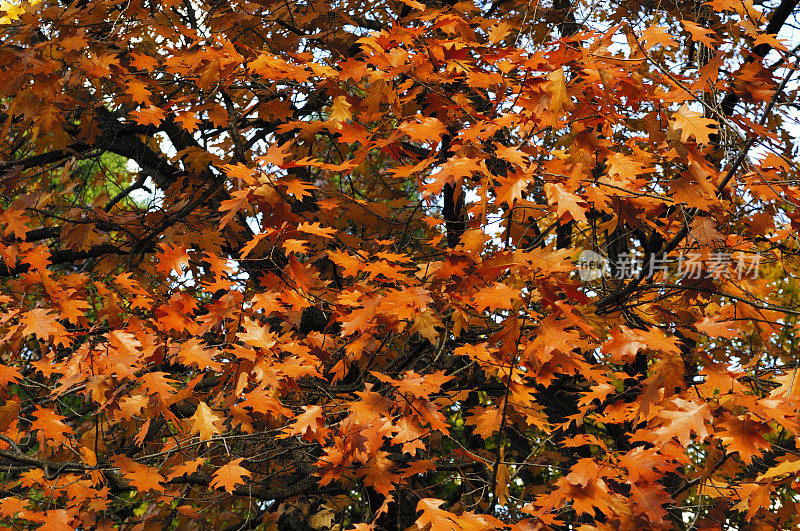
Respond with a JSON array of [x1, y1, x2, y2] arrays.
[[1, 0, 799, 528]]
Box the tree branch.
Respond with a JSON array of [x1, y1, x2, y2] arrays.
[[719, 0, 799, 116]]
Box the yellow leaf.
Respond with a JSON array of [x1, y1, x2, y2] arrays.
[[399, 0, 425, 11], [757, 457, 800, 482], [545, 68, 571, 114], [328, 95, 352, 123]]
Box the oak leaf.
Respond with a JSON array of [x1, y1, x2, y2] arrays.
[[399, 115, 447, 143], [0, 364, 22, 386], [653, 397, 712, 446], [30, 406, 73, 444], [328, 95, 352, 123], [125, 80, 151, 104], [416, 498, 460, 531], [680, 19, 718, 47], [190, 401, 223, 441], [671, 104, 717, 145], [694, 316, 739, 339], [282, 178, 316, 199], [167, 458, 206, 481], [211, 458, 251, 493], [112, 456, 165, 493], [130, 104, 165, 126], [756, 457, 800, 482], [544, 183, 587, 223], [177, 337, 223, 372], [283, 405, 330, 444], [641, 25, 679, 49], [20, 309, 69, 345], [464, 406, 502, 440], [716, 415, 769, 464], [297, 221, 336, 239], [689, 217, 725, 245]]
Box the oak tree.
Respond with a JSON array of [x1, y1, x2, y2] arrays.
[[0, 0, 799, 528]]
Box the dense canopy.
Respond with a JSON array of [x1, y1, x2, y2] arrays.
[[1, 0, 799, 528]]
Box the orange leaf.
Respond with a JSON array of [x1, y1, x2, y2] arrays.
[[689, 217, 725, 245], [416, 498, 460, 531], [156, 243, 191, 276], [680, 19, 718, 47], [167, 457, 206, 481], [111, 456, 165, 493], [219, 189, 251, 230], [20, 309, 69, 345], [30, 407, 73, 443], [399, 115, 447, 143], [211, 458, 251, 493], [694, 316, 738, 339], [671, 104, 717, 145], [328, 95, 352, 123], [282, 405, 330, 444], [544, 183, 587, 223], [716, 415, 770, 464], [130, 104, 165, 126], [653, 397, 712, 446], [464, 406, 502, 440], [189, 401, 223, 441], [125, 80, 151, 104], [282, 178, 316, 199], [296, 221, 336, 239], [641, 25, 679, 50]]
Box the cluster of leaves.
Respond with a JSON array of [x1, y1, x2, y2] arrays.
[[0, 0, 799, 529]]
